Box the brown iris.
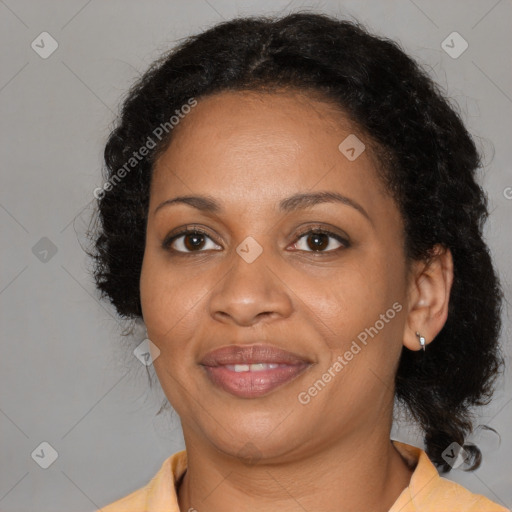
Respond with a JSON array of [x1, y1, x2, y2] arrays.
[[184, 232, 206, 251], [306, 233, 329, 251]]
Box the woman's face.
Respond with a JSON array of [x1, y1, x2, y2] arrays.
[[140, 90, 411, 462]]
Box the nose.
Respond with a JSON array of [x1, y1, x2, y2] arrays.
[[208, 248, 294, 327]]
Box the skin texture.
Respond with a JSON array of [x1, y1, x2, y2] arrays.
[[139, 90, 454, 512]]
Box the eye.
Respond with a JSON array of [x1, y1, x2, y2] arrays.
[[291, 228, 350, 253], [163, 228, 222, 253], [163, 226, 349, 254]]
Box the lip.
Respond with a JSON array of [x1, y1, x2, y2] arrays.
[[200, 344, 312, 366], [200, 344, 313, 398]]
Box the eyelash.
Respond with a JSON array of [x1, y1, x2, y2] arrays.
[[162, 225, 350, 255]]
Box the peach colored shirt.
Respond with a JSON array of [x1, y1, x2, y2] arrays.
[[98, 441, 510, 511]]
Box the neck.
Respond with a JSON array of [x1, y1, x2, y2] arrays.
[[177, 428, 414, 512]]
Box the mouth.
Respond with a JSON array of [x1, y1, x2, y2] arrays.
[[200, 344, 313, 398]]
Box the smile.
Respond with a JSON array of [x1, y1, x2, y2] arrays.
[[202, 361, 311, 398]]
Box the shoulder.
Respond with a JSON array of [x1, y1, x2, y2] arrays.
[[423, 475, 510, 511], [97, 450, 187, 512], [99, 487, 146, 512], [391, 441, 510, 512]]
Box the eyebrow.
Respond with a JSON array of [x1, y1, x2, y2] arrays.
[[153, 191, 372, 224]]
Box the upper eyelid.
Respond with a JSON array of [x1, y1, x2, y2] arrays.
[[294, 225, 345, 239], [167, 222, 347, 238]]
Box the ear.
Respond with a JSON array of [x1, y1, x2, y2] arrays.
[[403, 244, 454, 351]]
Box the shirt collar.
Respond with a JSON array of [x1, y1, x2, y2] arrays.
[[388, 440, 440, 512], [143, 441, 438, 512], [145, 448, 187, 512]]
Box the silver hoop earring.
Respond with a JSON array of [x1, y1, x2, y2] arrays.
[[415, 332, 426, 351]]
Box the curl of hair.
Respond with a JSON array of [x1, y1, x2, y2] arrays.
[[87, 12, 504, 472]]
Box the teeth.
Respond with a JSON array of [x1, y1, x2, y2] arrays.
[[229, 363, 282, 372]]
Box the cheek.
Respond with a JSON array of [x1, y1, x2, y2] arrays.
[[290, 259, 385, 335], [140, 253, 203, 343], [294, 253, 405, 370], [140, 261, 204, 408]]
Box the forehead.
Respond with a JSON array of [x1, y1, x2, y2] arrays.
[[150, 89, 390, 210]]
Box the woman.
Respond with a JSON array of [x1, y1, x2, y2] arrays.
[[89, 12, 509, 512]]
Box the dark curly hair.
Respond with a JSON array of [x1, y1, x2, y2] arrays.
[[86, 12, 504, 473]]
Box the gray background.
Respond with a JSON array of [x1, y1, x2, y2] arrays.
[[0, 1, 511, 510]]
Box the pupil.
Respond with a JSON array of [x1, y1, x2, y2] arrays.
[[185, 233, 205, 251], [308, 233, 328, 251]]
